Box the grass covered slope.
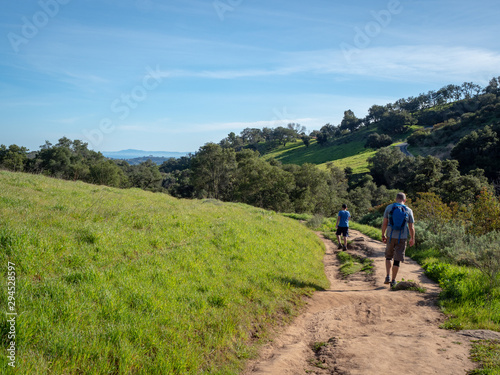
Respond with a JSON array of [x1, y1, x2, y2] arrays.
[[261, 126, 416, 174], [0, 171, 328, 374]]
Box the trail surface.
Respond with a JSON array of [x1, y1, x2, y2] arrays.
[[243, 230, 474, 375], [398, 142, 414, 157]]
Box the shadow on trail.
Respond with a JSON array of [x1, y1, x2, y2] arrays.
[[276, 276, 326, 291]]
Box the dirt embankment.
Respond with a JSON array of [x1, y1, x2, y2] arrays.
[[243, 230, 475, 375]]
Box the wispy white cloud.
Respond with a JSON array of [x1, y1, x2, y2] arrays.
[[117, 117, 320, 135], [156, 45, 500, 85]]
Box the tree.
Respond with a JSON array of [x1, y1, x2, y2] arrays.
[[159, 155, 192, 174], [0, 144, 29, 172], [88, 160, 126, 187], [408, 156, 443, 196], [301, 135, 311, 148], [316, 132, 329, 146], [272, 127, 297, 146], [127, 160, 163, 191], [219, 132, 243, 150], [287, 123, 306, 136], [240, 128, 263, 145], [285, 163, 333, 214], [366, 105, 387, 124], [468, 189, 500, 236], [461, 82, 482, 99], [365, 133, 392, 149], [451, 125, 500, 180], [340, 110, 361, 132], [261, 127, 273, 142], [368, 147, 405, 186], [378, 110, 417, 134], [233, 150, 293, 211], [485, 77, 500, 95], [191, 143, 237, 200], [162, 169, 194, 198]]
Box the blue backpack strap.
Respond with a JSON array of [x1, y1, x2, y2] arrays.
[[396, 204, 408, 244], [389, 203, 397, 242]]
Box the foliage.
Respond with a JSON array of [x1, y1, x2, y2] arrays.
[[340, 110, 362, 132], [233, 150, 294, 212], [368, 150, 492, 205], [0, 171, 329, 374], [349, 222, 382, 241], [469, 340, 500, 375], [367, 146, 405, 186], [451, 124, 500, 181], [190, 143, 237, 200], [378, 110, 417, 134], [0, 144, 29, 172], [468, 189, 500, 236], [446, 231, 500, 296], [281, 212, 313, 221], [411, 192, 454, 224], [365, 133, 393, 149], [336, 251, 374, 277], [306, 214, 326, 229]]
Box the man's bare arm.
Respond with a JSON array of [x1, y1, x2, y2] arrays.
[[408, 222, 415, 247], [381, 217, 388, 243]]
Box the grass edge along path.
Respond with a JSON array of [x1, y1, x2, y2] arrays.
[[0, 171, 329, 374], [351, 221, 500, 375]]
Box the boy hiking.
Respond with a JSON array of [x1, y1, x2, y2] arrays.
[[381, 192, 415, 288], [335, 204, 351, 251]]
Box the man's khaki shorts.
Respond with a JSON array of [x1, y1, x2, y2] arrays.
[[385, 238, 407, 262]]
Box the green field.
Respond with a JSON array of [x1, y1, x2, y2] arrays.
[[0, 171, 329, 374], [261, 126, 415, 174], [262, 138, 369, 167]]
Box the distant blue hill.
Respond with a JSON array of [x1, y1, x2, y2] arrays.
[[102, 149, 191, 160]]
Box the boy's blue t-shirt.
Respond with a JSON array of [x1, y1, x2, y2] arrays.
[[338, 210, 351, 227]]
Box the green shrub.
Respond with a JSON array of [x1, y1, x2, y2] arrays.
[[359, 211, 383, 228], [307, 214, 326, 229], [446, 231, 500, 295]]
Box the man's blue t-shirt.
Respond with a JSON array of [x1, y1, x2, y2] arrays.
[[338, 210, 351, 227]]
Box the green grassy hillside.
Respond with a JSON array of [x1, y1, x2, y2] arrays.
[[262, 127, 415, 174], [0, 171, 328, 374]]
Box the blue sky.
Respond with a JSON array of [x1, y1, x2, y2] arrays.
[[1, 0, 499, 152]]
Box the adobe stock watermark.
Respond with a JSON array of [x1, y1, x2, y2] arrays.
[[83, 65, 163, 148], [271, 106, 298, 128], [340, 0, 403, 62], [213, 0, 243, 21], [6, 262, 17, 368], [7, 0, 72, 53]]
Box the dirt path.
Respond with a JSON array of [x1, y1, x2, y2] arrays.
[[243, 230, 474, 375]]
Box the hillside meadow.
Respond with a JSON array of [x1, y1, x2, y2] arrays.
[[0, 171, 329, 374], [261, 126, 419, 174]]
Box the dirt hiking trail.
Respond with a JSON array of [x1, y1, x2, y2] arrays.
[[243, 230, 475, 375]]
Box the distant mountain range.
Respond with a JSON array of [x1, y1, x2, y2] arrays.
[[102, 149, 192, 160]]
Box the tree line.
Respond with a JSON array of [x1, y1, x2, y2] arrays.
[[1, 77, 498, 218]]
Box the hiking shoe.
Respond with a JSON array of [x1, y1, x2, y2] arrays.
[[342, 245, 347, 251], [337, 243, 342, 249], [390, 280, 397, 288], [384, 276, 390, 284]]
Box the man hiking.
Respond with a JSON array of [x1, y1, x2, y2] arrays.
[[335, 203, 351, 251], [381, 192, 415, 288]]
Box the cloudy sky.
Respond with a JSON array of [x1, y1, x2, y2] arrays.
[[1, 0, 499, 152]]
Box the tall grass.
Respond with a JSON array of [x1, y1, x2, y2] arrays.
[[349, 222, 382, 241], [0, 171, 329, 374]]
